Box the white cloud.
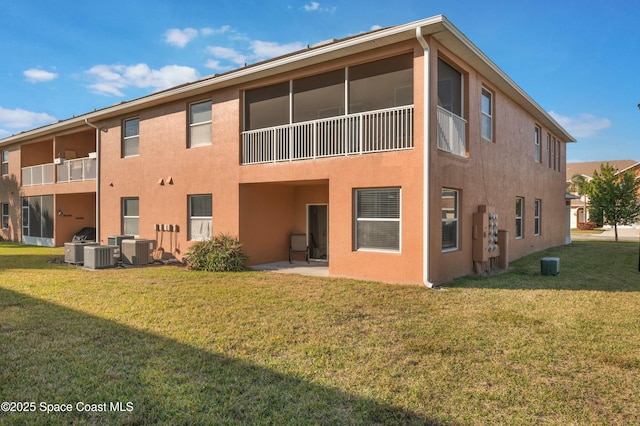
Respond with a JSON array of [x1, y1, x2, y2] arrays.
[[303, 2, 335, 12], [165, 28, 198, 48], [250, 40, 306, 60], [86, 64, 200, 96], [304, 1, 320, 11], [200, 25, 231, 36], [549, 111, 612, 138], [0, 106, 56, 130], [207, 46, 247, 66], [23, 68, 58, 83]]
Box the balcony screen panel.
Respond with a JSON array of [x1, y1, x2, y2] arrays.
[[437, 59, 463, 117], [41, 195, 54, 238], [245, 82, 290, 130], [349, 53, 413, 114], [293, 69, 344, 122]]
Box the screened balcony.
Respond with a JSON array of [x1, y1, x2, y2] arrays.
[[242, 52, 414, 165]]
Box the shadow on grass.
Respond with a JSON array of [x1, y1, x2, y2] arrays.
[[448, 241, 640, 292], [0, 288, 439, 425]]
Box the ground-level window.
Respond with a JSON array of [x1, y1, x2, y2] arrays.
[[534, 199, 541, 236], [123, 117, 140, 157], [442, 189, 459, 251], [515, 197, 524, 239], [22, 195, 54, 238], [189, 194, 212, 241], [1, 202, 8, 228], [122, 197, 139, 236], [1, 149, 8, 175], [354, 188, 400, 252], [189, 100, 212, 148]]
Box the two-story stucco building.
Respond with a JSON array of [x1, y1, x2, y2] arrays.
[[0, 16, 574, 285]]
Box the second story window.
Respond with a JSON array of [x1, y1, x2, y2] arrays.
[[481, 88, 493, 141], [1, 149, 8, 175], [123, 118, 139, 157], [189, 100, 212, 148], [534, 126, 541, 163]]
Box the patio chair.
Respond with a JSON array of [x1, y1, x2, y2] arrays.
[[289, 234, 309, 263]]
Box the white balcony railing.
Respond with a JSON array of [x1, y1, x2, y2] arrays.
[[21, 163, 55, 186], [241, 105, 414, 165], [437, 106, 467, 157], [57, 157, 96, 183], [21, 157, 96, 186]]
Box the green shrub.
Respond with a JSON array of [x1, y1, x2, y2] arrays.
[[184, 234, 248, 272]]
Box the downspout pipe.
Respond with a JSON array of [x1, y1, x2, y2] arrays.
[[84, 118, 101, 243], [416, 27, 437, 289]]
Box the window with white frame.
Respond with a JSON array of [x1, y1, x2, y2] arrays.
[[481, 88, 493, 141], [442, 189, 459, 251], [534, 126, 541, 163], [354, 188, 400, 252], [534, 199, 541, 236], [122, 197, 139, 236], [1, 202, 8, 228], [122, 117, 140, 157], [189, 194, 212, 241], [189, 100, 212, 148], [547, 133, 552, 168], [515, 197, 524, 239], [1, 149, 8, 175]]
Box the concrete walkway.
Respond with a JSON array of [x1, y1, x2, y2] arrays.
[[250, 260, 329, 277], [571, 227, 640, 241]]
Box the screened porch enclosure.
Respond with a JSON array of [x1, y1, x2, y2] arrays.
[[242, 53, 415, 165]]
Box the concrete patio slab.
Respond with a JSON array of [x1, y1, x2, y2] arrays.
[[250, 261, 329, 277]]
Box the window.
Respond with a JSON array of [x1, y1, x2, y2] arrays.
[[122, 118, 140, 157], [189, 100, 212, 148], [534, 199, 541, 236], [122, 197, 139, 236], [551, 137, 556, 170], [189, 194, 212, 241], [515, 197, 524, 239], [1, 149, 8, 175], [442, 189, 459, 251], [534, 126, 541, 163], [21, 196, 53, 238], [354, 188, 400, 251], [555, 139, 561, 172], [481, 88, 493, 141], [1, 203, 8, 228]]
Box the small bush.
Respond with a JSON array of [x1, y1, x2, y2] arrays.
[[184, 234, 248, 272]]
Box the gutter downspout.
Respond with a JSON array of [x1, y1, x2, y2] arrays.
[[84, 118, 101, 244], [416, 27, 437, 289]]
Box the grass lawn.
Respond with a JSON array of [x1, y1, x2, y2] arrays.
[[1, 241, 639, 425]]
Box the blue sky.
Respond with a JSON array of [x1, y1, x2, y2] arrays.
[[1, 0, 638, 163]]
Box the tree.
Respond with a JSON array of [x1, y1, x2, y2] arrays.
[[587, 163, 640, 241]]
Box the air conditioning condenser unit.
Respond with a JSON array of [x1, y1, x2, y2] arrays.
[[65, 242, 100, 265], [121, 239, 155, 266], [84, 245, 118, 269], [107, 235, 135, 261]]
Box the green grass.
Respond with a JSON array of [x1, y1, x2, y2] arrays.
[[1, 241, 639, 424]]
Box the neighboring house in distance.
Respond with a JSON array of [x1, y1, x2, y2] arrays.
[[566, 160, 640, 228], [0, 15, 575, 285]]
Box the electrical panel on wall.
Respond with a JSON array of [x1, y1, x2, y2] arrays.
[[472, 205, 501, 263]]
